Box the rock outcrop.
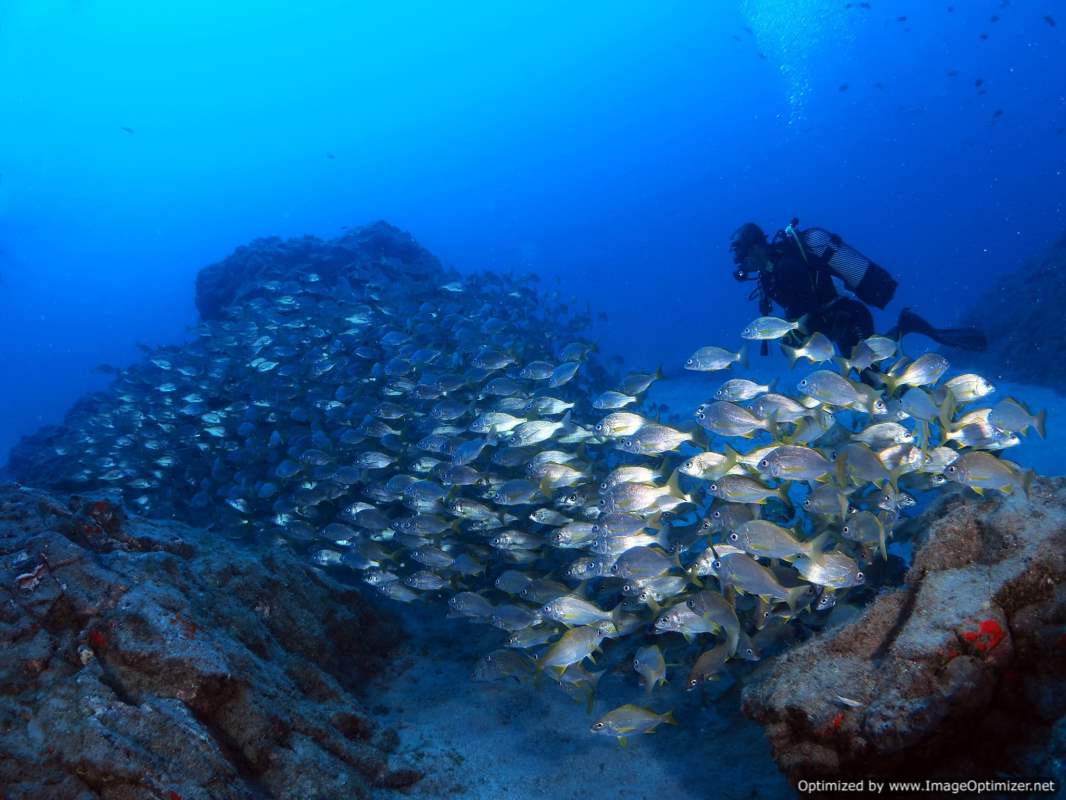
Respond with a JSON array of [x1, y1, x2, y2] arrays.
[[947, 232, 1066, 391], [741, 478, 1066, 784], [0, 484, 418, 799]]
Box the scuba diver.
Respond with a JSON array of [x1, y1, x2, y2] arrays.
[[730, 220, 987, 356]]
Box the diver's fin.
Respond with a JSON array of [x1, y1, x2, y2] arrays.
[[893, 308, 988, 352]]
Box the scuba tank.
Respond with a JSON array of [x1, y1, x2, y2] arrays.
[[780, 218, 898, 309]]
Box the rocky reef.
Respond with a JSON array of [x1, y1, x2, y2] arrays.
[[947, 232, 1066, 391], [741, 477, 1066, 786], [0, 484, 418, 799]]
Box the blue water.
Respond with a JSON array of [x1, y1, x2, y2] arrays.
[[2, 0, 1063, 459], [1, 3, 1064, 795]]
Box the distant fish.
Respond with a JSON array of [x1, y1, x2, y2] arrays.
[[1058, 127, 1065, 135], [838, 84, 849, 92], [1045, 15, 1056, 27], [743, 26, 753, 35], [979, 32, 989, 40], [757, 51, 767, 60], [326, 153, 336, 160], [119, 127, 135, 135], [992, 109, 1004, 120], [947, 69, 958, 77], [896, 15, 907, 22], [93, 363, 120, 374], [989, 15, 999, 23], [732, 34, 741, 42], [975, 78, 985, 87], [873, 81, 886, 90], [947, 5, 954, 12]]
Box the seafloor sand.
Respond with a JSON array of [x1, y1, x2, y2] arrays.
[[372, 603, 792, 800]]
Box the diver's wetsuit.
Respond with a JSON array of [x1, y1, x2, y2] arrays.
[[760, 234, 879, 355]]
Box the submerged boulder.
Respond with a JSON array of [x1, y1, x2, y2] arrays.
[[741, 478, 1066, 783], [0, 484, 417, 799], [946, 232, 1066, 390]]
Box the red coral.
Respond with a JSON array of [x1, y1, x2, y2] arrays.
[[829, 711, 844, 732], [961, 618, 1005, 653], [88, 629, 108, 651]]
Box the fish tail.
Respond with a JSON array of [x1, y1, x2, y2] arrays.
[[661, 710, 678, 725], [666, 468, 687, 501], [833, 355, 852, 375], [737, 345, 748, 369], [1034, 408, 1047, 439], [781, 343, 800, 370], [785, 585, 811, 613], [654, 362, 664, 382], [1021, 468, 1035, 499], [806, 530, 832, 558]]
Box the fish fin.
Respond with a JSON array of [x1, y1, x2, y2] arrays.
[[655, 456, 671, 481], [1022, 468, 1035, 499], [806, 530, 832, 558], [618, 737, 628, 749], [938, 391, 957, 434], [785, 585, 812, 614], [691, 426, 709, 449], [1034, 409, 1047, 439], [662, 710, 678, 725], [538, 477, 554, 498], [654, 363, 665, 382], [833, 355, 852, 375], [781, 343, 800, 370], [737, 345, 748, 369], [683, 633, 695, 645], [765, 410, 780, 442], [646, 597, 661, 615], [666, 468, 686, 500]]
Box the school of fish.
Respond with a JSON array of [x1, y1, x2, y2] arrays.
[[14, 264, 1047, 745]]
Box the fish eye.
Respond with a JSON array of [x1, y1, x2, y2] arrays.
[[623, 583, 632, 592], [803, 498, 812, 508], [686, 359, 694, 366], [856, 572, 865, 582], [593, 722, 606, 730], [592, 524, 601, 534], [688, 678, 698, 689], [610, 564, 620, 573], [712, 510, 722, 518], [799, 379, 808, 387], [729, 532, 739, 542], [639, 591, 649, 601], [567, 494, 578, 503], [686, 598, 696, 609], [600, 482, 609, 491], [882, 494, 891, 503], [712, 559, 722, 570], [709, 483, 718, 492], [633, 659, 639, 669], [758, 459, 769, 469], [594, 422, 603, 432], [842, 526, 850, 534], [746, 648, 754, 657], [598, 498, 608, 508], [946, 465, 957, 474]]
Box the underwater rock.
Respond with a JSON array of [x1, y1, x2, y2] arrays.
[[0, 484, 416, 799], [741, 476, 1066, 783], [194, 220, 445, 320], [947, 232, 1066, 390]]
